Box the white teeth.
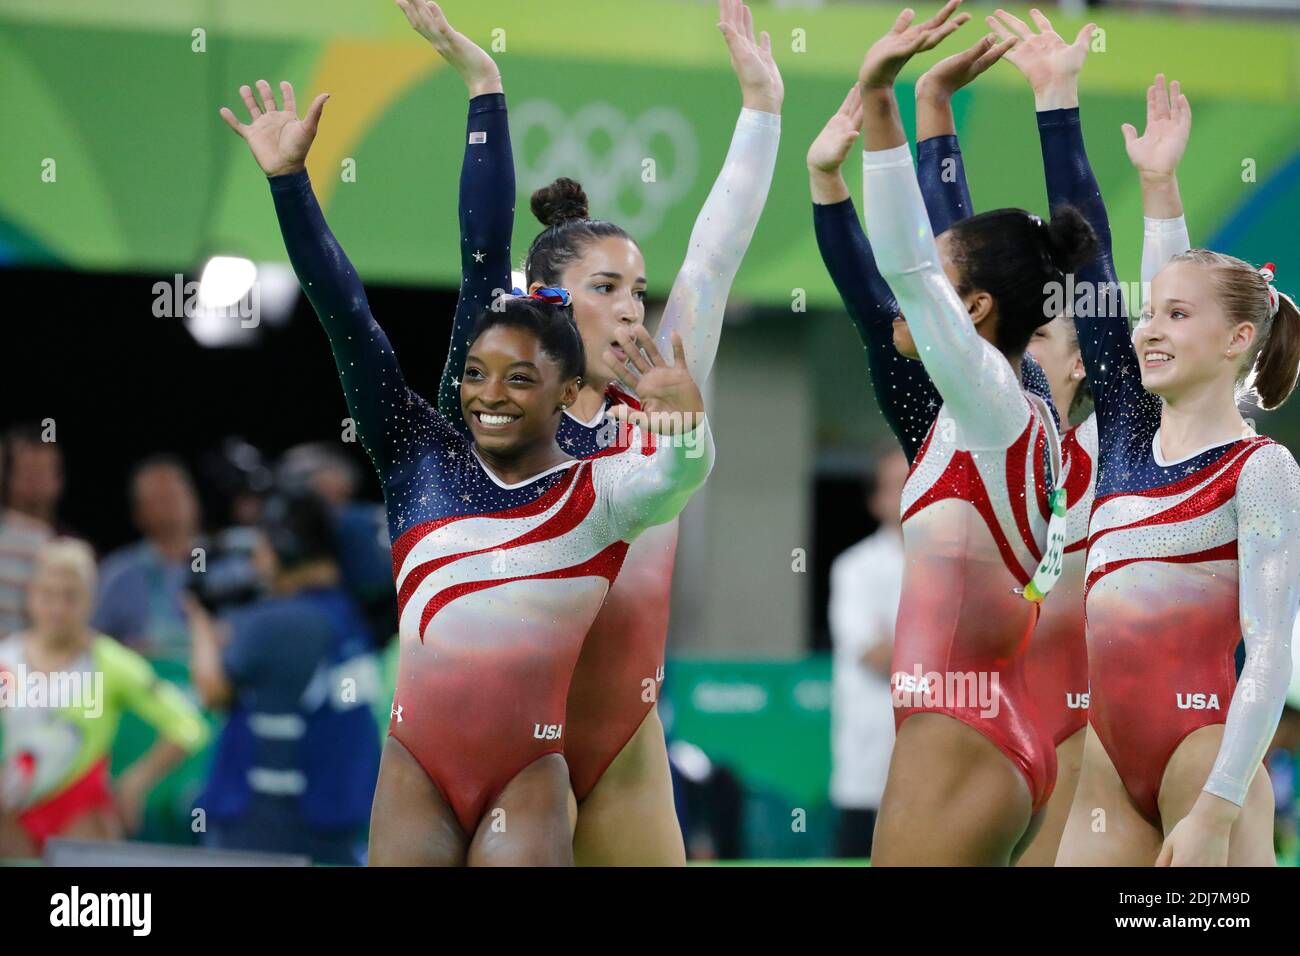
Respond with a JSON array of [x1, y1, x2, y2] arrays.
[[478, 413, 516, 426], [1146, 352, 1173, 363]]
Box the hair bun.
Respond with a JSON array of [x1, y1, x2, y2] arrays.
[[1041, 206, 1098, 275], [531, 177, 589, 228]]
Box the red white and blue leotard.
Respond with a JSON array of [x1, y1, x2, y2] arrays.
[[440, 97, 780, 801], [862, 143, 1063, 812], [267, 170, 715, 835], [1038, 103, 1300, 823], [1078, 210, 1300, 823]]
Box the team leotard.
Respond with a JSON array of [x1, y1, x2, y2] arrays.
[[438, 95, 779, 799], [858, 142, 1062, 812], [267, 169, 715, 834], [1040, 107, 1300, 822]]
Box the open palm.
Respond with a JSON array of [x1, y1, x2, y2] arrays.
[[718, 0, 783, 111], [1122, 74, 1191, 177], [988, 9, 1095, 94], [219, 80, 328, 177], [604, 329, 705, 436], [859, 0, 970, 89]]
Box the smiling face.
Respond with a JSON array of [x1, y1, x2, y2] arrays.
[[461, 324, 581, 457], [534, 236, 646, 387], [1136, 260, 1255, 400]]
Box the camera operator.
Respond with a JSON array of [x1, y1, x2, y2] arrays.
[[187, 489, 380, 865]]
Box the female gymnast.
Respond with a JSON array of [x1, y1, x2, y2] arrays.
[[1045, 69, 1300, 866], [399, 0, 781, 863], [0, 538, 208, 857], [219, 79, 716, 865], [846, 0, 1100, 865]]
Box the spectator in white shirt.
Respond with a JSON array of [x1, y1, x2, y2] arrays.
[[828, 445, 909, 858]]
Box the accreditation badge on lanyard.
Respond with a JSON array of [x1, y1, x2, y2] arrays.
[[1021, 395, 1067, 604]]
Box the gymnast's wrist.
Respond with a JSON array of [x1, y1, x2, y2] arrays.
[[1192, 790, 1242, 829], [1033, 81, 1079, 112]]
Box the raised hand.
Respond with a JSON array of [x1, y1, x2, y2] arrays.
[[808, 85, 864, 175], [395, 0, 502, 97], [718, 0, 783, 114], [987, 8, 1096, 109], [219, 80, 329, 177], [859, 1, 971, 91], [1122, 74, 1192, 178], [603, 329, 706, 437], [916, 32, 1018, 102]]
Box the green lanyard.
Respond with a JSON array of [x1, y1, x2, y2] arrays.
[[1022, 395, 1068, 604]]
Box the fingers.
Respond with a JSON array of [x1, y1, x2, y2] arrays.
[[1073, 22, 1098, 50], [218, 106, 247, 138], [837, 82, 860, 116], [742, 1, 755, 45], [280, 80, 297, 115], [395, 0, 419, 29], [1145, 79, 1158, 127], [920, 0, 964, 30], [890, 9, 916, 36], [1152, 73, 1170, 121], [975, 32, 1017, 71], [670, 331, 689, 370], [985, 14, 1017, 46], [760, 30, 772, 57], [920, 14, 969, 51], [601, 349, 640, 392], [993, 7, 1033, 40], [255, 78, 278, 113], [1120, 122, 1138, 149], [622, 325, 667, 370], [1028, 8, 1053, 35], [302, 92, 330, 136], [239, 84, 263, 120], [1170, 78, 1192, 125]]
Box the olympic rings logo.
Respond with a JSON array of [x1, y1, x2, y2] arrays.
[[510, 100, 700, 238]]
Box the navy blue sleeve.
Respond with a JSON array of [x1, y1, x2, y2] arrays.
[[438, 93, 516, 437], [1037, 107, 1153, 429], [915, 134, 1057, 427], [813, 198, 941, 463], [917, 134, 974, 235], [269, 171, 448, 483]]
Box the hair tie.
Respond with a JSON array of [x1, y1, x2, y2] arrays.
[[1259, 263, 1280, 318], [509, 286, 572, 307]]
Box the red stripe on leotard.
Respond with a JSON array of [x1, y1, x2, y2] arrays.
[[390, 464, 579, 580], [1083, 540, 1239, 601]]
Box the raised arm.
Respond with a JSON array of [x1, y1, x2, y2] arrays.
[[1161, 444, 1300, 865], [1125, 75, 1192, 285], [397, 2, 515, 433], [914, 34, 1013, 233], [653, 0, 782, 384], [809, 85, 939, 462], [221, 80, 430, 480], [859, 5, 1032, 449]]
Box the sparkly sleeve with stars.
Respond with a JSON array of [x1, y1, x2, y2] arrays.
[[652, 108, 780, 385], [1036, 106, 1157, 431], [862, 144, 1032, 450], [437, 92, 516, 437], [1204, 442, 1300, 807], [813, 197, 936, 464], [917, 133, 1058, 430], [269, 170, 458, 481]]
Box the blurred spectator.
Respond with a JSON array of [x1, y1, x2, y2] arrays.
[[0, 538, 208, 858], [92, 455, 203, 662], [189, 490, 380, 865], [280, 442, 395, 647], [0, 424, 64, 637], [827, 445, 909, 859]]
